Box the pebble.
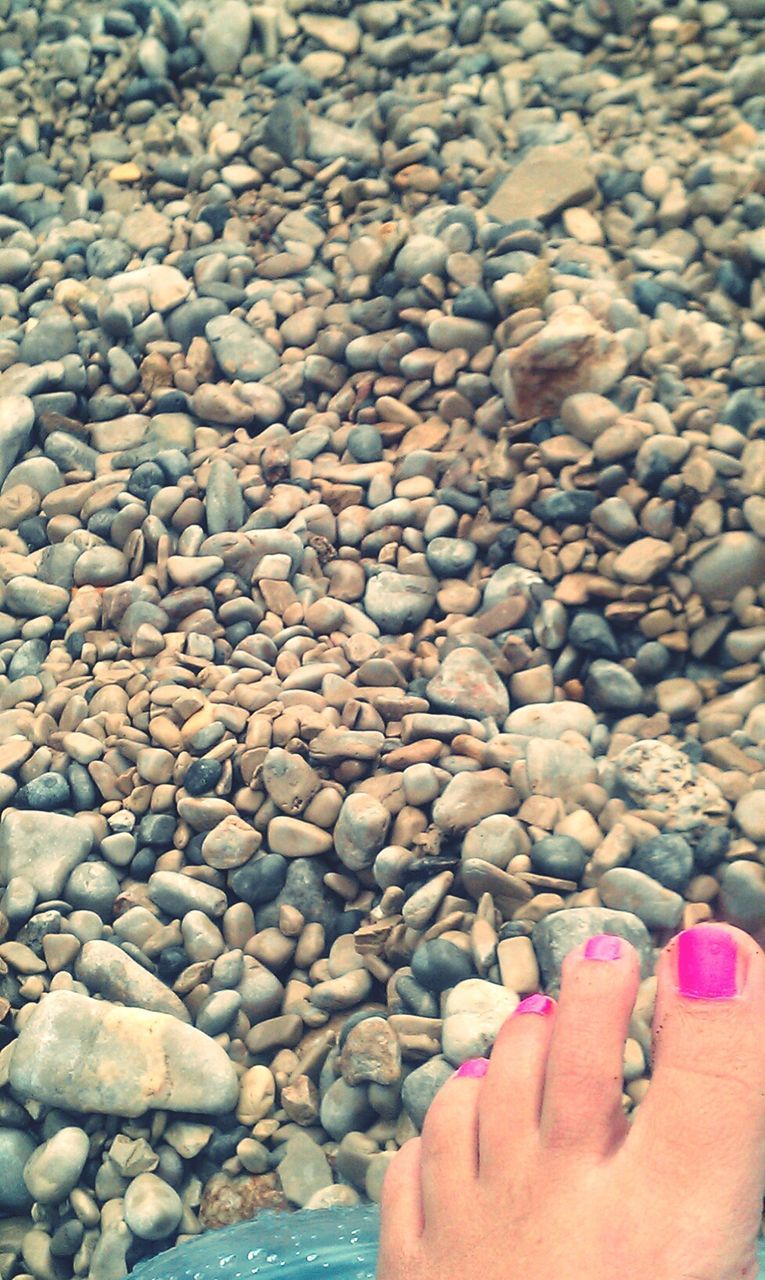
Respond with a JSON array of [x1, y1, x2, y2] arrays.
[[0, 395, 35, 487], [598, 868, 685, 930], [442, 979, 519, 1066], [0, 812, 93, 899], [74, 939, 191, 1021], [124, 1173, 184, 1240], [426, 645, 510, 721], [689, 532, 765, 601], [0, 1129, 36, 1211], [23, 1128, 90, 1204], [364, 572, 437, 632], [630, 835, 694, 893], [9, 991, 240, 1117], [614, 741, 729, 833]]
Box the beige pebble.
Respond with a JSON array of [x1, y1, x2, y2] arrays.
[[734, 789, 765, 841], [555, 808, 602, 853], [654, 678, 702, 719], [268, 816, 334, 856], [109, 162, 142, 182], [562, 207, 604, 245], [612, 537, 674, 584], [497, 936, 540, 995]]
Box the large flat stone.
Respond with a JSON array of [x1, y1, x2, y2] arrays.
[[0, 394, 35, 488], [486, 140, 596, 224], [9, 991, 239, 1117], [0, 811, 93, 899]]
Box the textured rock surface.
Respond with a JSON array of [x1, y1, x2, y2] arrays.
[[9, 992, 240, 1117]]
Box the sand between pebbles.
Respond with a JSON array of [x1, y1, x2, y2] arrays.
[[2, 0, 765, 1273]]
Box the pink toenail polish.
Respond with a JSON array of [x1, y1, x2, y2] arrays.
[[515, 994, 555, 1016], [455, 1057, 490, 1079], [584, 934, 623, 961], [677, 926, 739, 1000]]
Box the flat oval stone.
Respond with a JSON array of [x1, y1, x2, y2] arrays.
[[73, 545, 129, 586], [9, 990, 239, 1117], [22, 1127, 90, 1204], [75, 940, 190, 1022], [364, 571, 437, 633], [124, 1172, 183, 1240], [598, 866, 685, 929], [0, 1129, 36, 1210], [267, 817, 333, 857], [426, 645, 509, 720], [690, 532, 765, 602], [4, 576, 69, 618]]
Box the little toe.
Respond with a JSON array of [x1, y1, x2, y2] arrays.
[[378, 1136, 424, 1266]]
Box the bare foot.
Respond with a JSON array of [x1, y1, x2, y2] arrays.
[[377, 923, 765, 1280]]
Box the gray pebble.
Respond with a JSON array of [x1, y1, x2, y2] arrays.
[[0, 1129, 36, 1210], [23, 1127, 90, 1204], [124, 1173, 183, 1240]]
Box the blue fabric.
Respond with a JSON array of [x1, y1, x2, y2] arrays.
[[127, 1205, 765, 1280]]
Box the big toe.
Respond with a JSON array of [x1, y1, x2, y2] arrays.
[[630, 923, 765, 1265]]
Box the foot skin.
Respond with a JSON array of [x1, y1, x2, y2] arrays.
[[377, 923, 765, 1280]]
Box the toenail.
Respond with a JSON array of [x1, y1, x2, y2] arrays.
[[455, 1057, 490, 1079], [584, 934, 623, 962], [677, 925, 739, 1000], [515, 994, 555, 1016]]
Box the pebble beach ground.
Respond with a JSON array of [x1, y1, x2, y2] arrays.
[[2, 0, 765, 1273]]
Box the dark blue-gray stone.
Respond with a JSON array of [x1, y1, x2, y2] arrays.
[[347, 424, 383, 463], [254, 858, 338, 934], [184, 758, 224, 796], [568, 612, 619, 659], [17, 773, 71, 811], [19, 310, 78, 363], [0, 1128, 36, 1210], [634, 641, 671, 680], [50, 1220, 85, 1259], [411, 937, 474, 993], [168, 298, 228, 349], [68, 762, 97, 812], [396, 974, 439, 1018], [533, 906, 654, 996], [8, 637, 47, 679], [694, 824, 731, 870], [401, 1057, 455, 1130], [63, 861, 120, 921], [530, 835, 587, 880], [263, 96, 310, 163], [631, 834, 693, 893], [228, 853, 287, 907], [585, 659, 643, 710], [452, 286, 495, 321], [531, 490, 598, 526], [85, 238, 132, 277], [137, 814, 176, 847]]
